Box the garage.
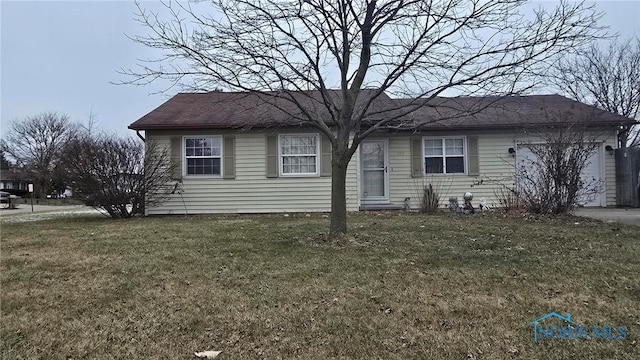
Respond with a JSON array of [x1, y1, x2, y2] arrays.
[[516, 144, 605, 207]]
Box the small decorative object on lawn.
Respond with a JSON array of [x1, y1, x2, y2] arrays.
[[448, 197, 460, 213], [403, 197, 411, 210], [479, 198, 491, 211], [463, 192, 475, 214], [194, 350, 221, 359]]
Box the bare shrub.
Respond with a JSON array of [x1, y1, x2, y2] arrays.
[[63, 136, 174, 218], [412, 176, 453, 213], [420, 184, 439, 213], [516, 121, 605, 214], [494, 186, 522, 212]]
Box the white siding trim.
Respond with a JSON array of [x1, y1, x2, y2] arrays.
[[597, 142, 606, 207]]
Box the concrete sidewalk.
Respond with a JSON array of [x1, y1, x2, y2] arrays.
[[0, 204, 100, 223], [0, 204, 88, 216], [574, 208, 640, 227]]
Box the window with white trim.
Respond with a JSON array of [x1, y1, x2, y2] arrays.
[[423, 137, 466, 174], [185, 137, 222, 176], [279, 134, 319, 176]]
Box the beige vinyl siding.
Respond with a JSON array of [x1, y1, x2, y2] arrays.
[[146, 130, 359, 215], [385, 132, 517, 209], [380, 130, 617, 209]]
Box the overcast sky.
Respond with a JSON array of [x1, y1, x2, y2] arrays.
[[2, 0, 639, 137]]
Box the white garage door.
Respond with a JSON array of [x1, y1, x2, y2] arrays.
[[516, 144, 605, 207]]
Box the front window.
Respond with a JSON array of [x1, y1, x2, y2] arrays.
[[185, 137, 222, 176], [279, 134, 319, 176], [424, 138, 465, 174]]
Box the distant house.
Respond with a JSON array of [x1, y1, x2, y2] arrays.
[[0, 166, 30, 197], [129, 91, 636, 215]]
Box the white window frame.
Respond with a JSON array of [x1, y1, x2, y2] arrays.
[[278, 133, 320, 177], [422, 136, 467, 175], [183, 135, 223, 177]]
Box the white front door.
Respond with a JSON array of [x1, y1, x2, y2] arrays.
[[360, 140, 389, 204]]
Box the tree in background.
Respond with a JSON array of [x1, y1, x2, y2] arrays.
[[0, 150, 11, 169], [121, 0, 603, 236], [63, 135, 174, 218], [1, 112, 78, 197], [552, 37, 640, 147]]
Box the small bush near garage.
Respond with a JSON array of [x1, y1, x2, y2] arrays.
[[516, 117, 605, 214]]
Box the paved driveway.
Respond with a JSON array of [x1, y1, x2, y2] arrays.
[[574, 208, 640, 227]]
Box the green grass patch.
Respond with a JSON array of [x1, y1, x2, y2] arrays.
[[1, 212, 639, 359]]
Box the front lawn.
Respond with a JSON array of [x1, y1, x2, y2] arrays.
[[1, 212, 638, 359]]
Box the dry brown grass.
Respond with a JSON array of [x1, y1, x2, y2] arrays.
[[1, 212, 639, 359]]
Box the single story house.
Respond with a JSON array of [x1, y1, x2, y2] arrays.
[[129, 91, 636, 215], [0, 167, 30, 197]]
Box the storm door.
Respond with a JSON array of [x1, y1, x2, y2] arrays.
[[360, 140, 389, 204]]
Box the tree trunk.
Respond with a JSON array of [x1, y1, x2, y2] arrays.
[[38, 178, 47, 199], [329, 158, 349, 237]]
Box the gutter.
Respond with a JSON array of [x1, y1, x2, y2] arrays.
[[128, 119, 638, 132]]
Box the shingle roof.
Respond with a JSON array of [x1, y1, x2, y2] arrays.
[[129, 91, 636, 131], [0, 167, 29, 181], [130, 90, 391, 130], [398, 95, 636, 129]]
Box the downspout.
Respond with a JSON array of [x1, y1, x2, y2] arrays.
[[136, 130, 145, 142], [136, 129, 146, 216]]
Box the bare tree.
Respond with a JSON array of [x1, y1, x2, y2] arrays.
[[0, 150, 11, 170], [1, 112, 78, 197], [515, 115, 605, 214], [63, 135, 175, 218], [552, 37, 640, 147], [121, 0, 603, 235]]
